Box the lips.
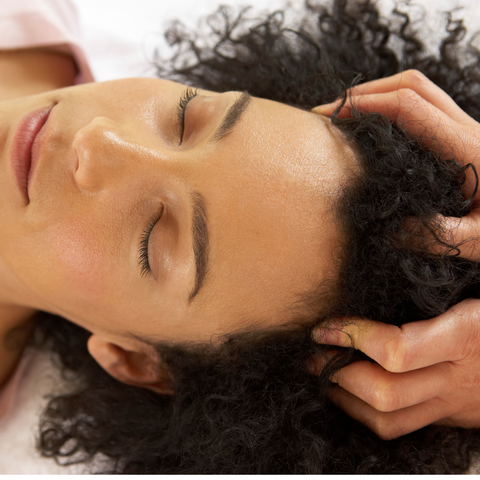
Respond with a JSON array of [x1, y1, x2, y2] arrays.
[[10, 105, 53, 204]]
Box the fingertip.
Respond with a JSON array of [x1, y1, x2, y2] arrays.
[[311, 104, 334, 115], [305, 355, 327, 375], [327, 385, 347, 405], [330, 372, 339, 384], [311, 328, 338, 345]]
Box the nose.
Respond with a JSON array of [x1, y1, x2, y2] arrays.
[[73, 116, 143, 193]]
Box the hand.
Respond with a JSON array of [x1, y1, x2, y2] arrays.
[[313, 69, 480, 261], [310, 299, 480, 440]]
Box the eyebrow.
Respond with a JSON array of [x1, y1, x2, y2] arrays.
[[210, 91, 251, 142], [188, 92, 251, 302], [189, 191, 209, 302]]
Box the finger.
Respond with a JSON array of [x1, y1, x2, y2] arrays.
[[305, 348, 340, 375], [312, 100, 343, 116], [431, 212, 480, 262], [322, 90, 480, 165], [331, 360, 452, 412], [329, 385, 458, 440], [313, 70, 478, 127], [346, 70, 477, 126], [312, 299, 480, 372]]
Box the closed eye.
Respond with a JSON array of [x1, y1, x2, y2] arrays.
[[176, 87, 198, 145], [138, 204, 164, 278]]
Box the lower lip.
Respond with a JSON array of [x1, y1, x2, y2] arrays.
[[10, 106, 53, 204]]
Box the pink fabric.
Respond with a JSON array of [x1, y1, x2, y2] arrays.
[[0, 351, 33, 426], [0, 0, 94, 84]]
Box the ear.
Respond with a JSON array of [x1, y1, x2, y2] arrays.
[[87, 334, 174, 395]]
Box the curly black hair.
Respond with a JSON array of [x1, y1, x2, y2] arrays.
[[31, 0, 480, 473]]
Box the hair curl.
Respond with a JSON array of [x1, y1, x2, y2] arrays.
[[31, 0, 480, 473]]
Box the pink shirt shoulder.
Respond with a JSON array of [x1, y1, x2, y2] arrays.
[[0, 0, 94, 84]]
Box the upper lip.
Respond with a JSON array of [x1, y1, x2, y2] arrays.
[[10, 105, 54, 204]]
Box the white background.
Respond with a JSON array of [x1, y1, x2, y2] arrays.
[[72, 0, 480, 82]]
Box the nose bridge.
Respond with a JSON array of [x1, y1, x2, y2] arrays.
[[73, 116, 145, 193]]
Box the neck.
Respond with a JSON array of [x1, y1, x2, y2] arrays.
[[0, 254, 39, 307], [0, 264, 38, 389]]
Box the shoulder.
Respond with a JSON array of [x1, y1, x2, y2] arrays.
[[0, 0, 94, 86], [0, 307, 35, 391]]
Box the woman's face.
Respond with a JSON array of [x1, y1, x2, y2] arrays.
[[0, 78, 355, 345]]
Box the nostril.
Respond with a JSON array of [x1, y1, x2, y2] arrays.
[[73, 148, 99, 193], [72, 124, 99, 192], [71, 116, 127, 193], [73, 149, 79, 174]]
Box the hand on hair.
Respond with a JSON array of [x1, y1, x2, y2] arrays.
[[313, 69, 480, 261], [309, 298, 480, 440]]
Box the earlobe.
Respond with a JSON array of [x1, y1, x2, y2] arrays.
[[87, 335, 174, 395]]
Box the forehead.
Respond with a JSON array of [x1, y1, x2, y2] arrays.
[[187, 96, 355, 332]]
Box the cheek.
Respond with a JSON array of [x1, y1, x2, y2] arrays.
[[23, 222, 111, 304], [53, 225, 108, 294]]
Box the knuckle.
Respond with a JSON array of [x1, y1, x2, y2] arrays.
[[373, 418, 404, 440], [396, 88, 423, 109], [383, 333, 409, 372], [455, 301, 480, 356], [402, 69, 429, 90], [458, 298, 480, 321], [470, 128, 480, 150], [370, 382, 401, 412]]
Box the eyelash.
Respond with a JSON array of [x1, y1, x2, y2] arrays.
[[176, 87, 198, 144], [138, 205, 164, 278]]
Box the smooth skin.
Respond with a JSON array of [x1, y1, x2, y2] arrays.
[[0, 49, 356, 395], [312, 70, 480, 439]]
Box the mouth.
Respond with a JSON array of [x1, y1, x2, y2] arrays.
[[10, 105, 53, 205]]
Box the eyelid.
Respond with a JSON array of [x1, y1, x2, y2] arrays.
[[138, 204, 164, 278], [176, 88, 198, 145]]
